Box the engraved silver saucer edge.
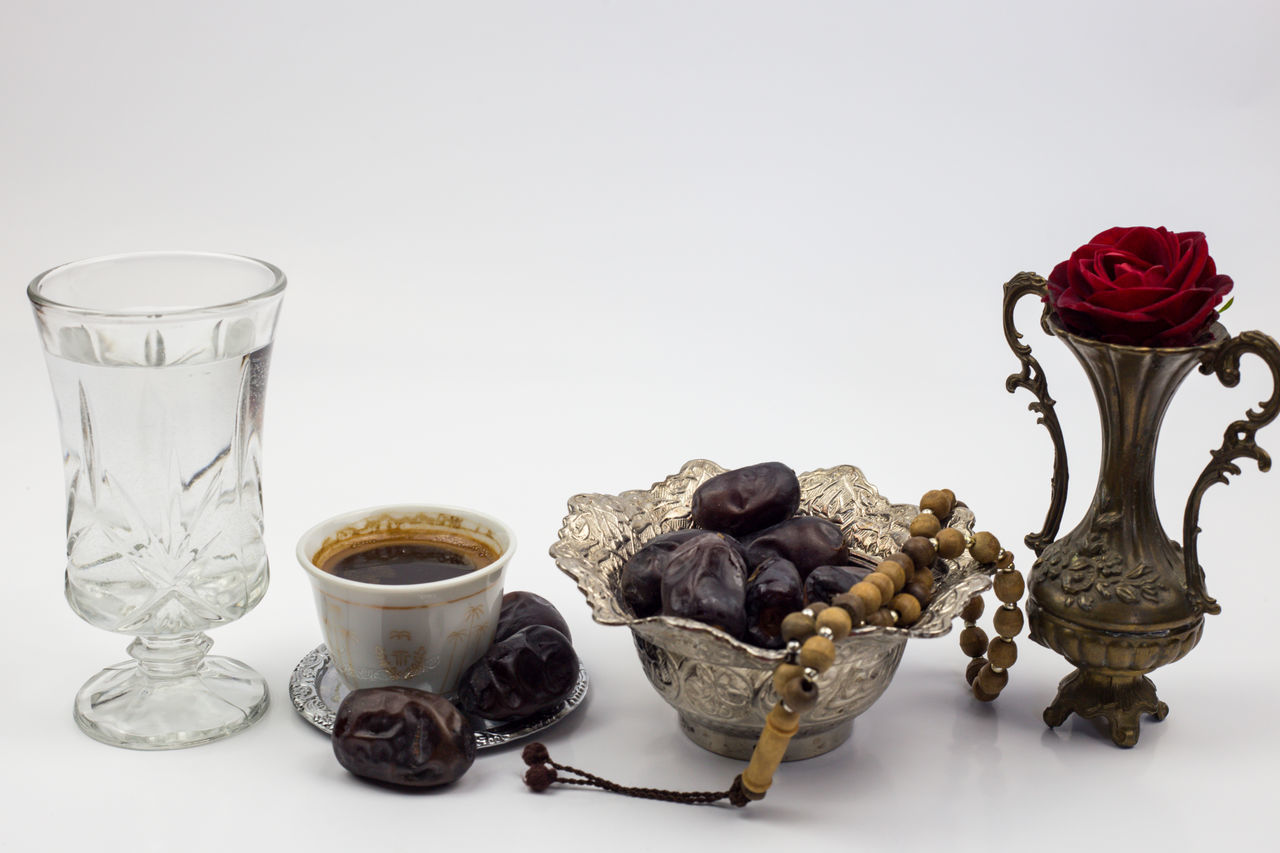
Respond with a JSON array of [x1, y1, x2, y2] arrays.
[[288, 644, 589, 749]]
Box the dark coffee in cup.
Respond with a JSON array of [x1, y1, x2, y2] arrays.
[[298, 504, 516, 692], [316, 532, 499, 585]]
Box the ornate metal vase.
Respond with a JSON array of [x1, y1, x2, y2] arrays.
[[1003, 272, 1280, 747]]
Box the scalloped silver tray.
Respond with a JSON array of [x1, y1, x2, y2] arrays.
[[549, 459, 994, 760], [289, 644, 589, 749]]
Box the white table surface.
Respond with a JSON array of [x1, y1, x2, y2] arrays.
[[2, 3, 1277, 850]]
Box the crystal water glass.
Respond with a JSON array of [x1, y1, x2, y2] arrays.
[[28, 252, 286, 749]]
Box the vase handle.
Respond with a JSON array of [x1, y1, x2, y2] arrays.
[[1002, 272, 1070, 557], [1182, 330, 1280, 615]]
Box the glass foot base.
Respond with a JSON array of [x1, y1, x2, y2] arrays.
[[74, 655, 270, 750]]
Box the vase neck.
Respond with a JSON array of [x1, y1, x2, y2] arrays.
[[1063, 336, 1205, 523]]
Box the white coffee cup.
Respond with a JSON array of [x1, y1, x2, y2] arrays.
[[296, 504, 516, 692]]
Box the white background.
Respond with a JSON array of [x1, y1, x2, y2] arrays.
[[3, 1, 1278, 850]]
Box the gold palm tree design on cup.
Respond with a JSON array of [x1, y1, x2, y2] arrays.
[[466, 603, 491, 636], [375, 627, 427, 679], [376, 644, 427, 680], [440, 604, 493, 686], [443, 626, 469, 682]]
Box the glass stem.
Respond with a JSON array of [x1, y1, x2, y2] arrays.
[[127, 633, 214, 680]]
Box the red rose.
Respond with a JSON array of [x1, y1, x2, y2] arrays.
[[1046, 226, 1233, 347]]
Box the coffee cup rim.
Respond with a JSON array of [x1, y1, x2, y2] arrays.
[[295, 502, 516, 595]]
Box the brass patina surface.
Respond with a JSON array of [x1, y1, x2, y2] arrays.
[[1004, 272, 1280, 746]]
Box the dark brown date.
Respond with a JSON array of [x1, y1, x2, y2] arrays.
[[744, 557, 804, 649], [744, 516, 848, 576], [456, 625, 579, 721], [804, 564, 873, 605], [691, 462, 800, 537], [660, 534, 747, 638], [620, 529, 716, 617], [495, 590, 572, 642], [331, 687, 476, 788]]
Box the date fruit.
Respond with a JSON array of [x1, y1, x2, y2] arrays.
[[744, 516, 848, 576], [620, 529, 716, 617], [691, 462, 800, 537], [495, 590, 572, 642], [744, 557, 804, 648], [457, 625, 579, 721], [661, 534, 747, 638], [804, 564, 873, 606], [332, 687, 476, 788]]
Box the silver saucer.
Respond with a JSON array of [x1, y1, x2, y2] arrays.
[[289, 644, 589, 748]]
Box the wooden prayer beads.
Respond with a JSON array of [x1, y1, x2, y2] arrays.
[[736, 489, 1027, 802], [960, 538, 1026, 702]]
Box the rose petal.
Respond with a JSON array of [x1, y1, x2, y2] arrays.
[[1109, 269, 1148, 291], [1066, 300, 1165, 326], [1065, 302, 1169, 344], [1047, 259, 1071, 293], [1137, 265, 1171, 289], [1088, 286, 1178, 312], [1054, 304, 1103, 338], [1079, 258, 1133, 292], [1113, 227, 1172, 265], [1168, 233, 1209, 287], [1054, 290, 1090, 316], [1207, 272, 1234, 299], [1134, 288, 1216, 325], [1073, 263, 1110, 296], [1096, 251, 1152, 282], [1156, 299, 1224, 346]]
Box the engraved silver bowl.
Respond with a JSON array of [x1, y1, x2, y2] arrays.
[[550, 459, 992, 760]]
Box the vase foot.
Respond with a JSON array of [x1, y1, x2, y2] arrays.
[[74, 655, 269, 750], [1043, 667, 1168, 748]]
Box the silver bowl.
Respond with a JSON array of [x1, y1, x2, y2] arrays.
[[550, 459, 993, 760]]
